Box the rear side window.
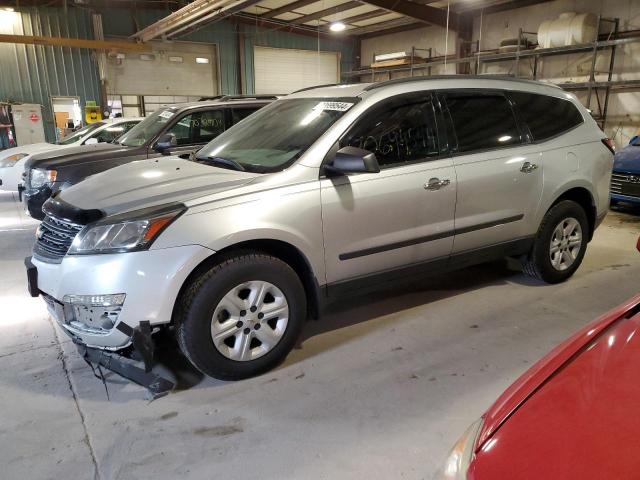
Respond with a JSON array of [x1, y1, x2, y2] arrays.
[[509, 92, 583, 141], [444, 93, 522, 154]]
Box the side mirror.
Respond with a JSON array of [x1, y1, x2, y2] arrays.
[[324, 146, 380, 176], [630, 135, 639, 146], [154, 133, 177, 154], [84, 138, 98, 145]]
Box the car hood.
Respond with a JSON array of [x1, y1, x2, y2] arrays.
[[26, 142, 127, 169], [56, 156, 260, 215], [613, 145, 640, 173], [0, 142, 58, 159], [470, 294, 640, 478]]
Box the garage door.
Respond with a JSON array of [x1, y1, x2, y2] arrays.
[[105, 40, 219, 99], [253, 46, 340, 94]]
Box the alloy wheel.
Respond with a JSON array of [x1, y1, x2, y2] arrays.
[[210, 280, 289, 361], [549, 217, 582, 271]]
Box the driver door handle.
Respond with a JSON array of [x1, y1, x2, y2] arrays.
[[424, 177, 451, 191], [520, 161, 538, 173]]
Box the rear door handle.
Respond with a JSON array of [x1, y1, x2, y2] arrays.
[[520, 162, 538, 173], [424, 178, 451, 190]]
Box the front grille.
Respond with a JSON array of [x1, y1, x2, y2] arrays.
[[611, 172, 640, 198], [33, 215, 83, 262]]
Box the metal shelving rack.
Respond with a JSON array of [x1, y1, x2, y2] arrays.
[[343, 16, 640, 129]]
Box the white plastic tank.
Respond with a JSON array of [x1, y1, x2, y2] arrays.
[[538, 12, 598, 48]]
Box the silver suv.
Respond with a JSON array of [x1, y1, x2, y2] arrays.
[[26, 77, 614, 380]]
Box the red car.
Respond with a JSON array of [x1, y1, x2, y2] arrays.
[[439, 236, 640, 480]]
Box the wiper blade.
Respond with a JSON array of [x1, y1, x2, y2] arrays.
[[203, 156, 246, 172]]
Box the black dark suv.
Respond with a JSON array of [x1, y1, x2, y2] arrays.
[[22, 95, 275, 219]]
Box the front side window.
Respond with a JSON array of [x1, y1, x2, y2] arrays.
[[196, 98, 356, 173], [509, 91, 584, 142], [166, 110, 226, 146], [56, 122, 104, 145], [341, 95, 439, 168], [445, 93, 522, 154], [117, 108, 178, 147]]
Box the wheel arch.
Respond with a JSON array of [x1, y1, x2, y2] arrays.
[[549, 186, 597, 241], [172, 239, 323, 325]]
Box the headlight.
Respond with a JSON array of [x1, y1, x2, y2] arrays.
[[68, 204, 185, 254], [30, 168, 57, 189], [435, 418, 483, 480], [0, 153, 27, 168]]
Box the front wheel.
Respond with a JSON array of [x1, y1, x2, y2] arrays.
[[523, 200, 589, 284], [175, 252, 306, 380]]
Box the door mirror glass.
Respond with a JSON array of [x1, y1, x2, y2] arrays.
[[325, 147, 380, 175], [84, 137, 98, 145], [154, 132, 177, 154]]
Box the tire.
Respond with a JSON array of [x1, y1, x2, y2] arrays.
[[175, 251, 307, 380], [523, 200, 589, 284]]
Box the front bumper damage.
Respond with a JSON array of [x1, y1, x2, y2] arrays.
[[74, 321, 175, 399]]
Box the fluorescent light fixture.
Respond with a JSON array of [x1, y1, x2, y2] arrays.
[[169, 55, 183, 63], [498, 135, 512, 142], [196, 57, 210, 64], [329, 22, 346, 32], [139, 53, 155, 61]]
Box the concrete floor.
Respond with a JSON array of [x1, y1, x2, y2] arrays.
[[1, 190, 639, 480]]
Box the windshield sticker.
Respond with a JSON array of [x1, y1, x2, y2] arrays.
[[313, 101, 354, 112], [159, 110, 175, 120]]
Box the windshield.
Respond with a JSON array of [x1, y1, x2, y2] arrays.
[[196, 98, 357, 173], [56, 122, 104, 145], [117, 108, 177, 147]]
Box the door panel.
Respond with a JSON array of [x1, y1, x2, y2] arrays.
[[451, 148, 543, 253], [441, 91, 544, 253], [321, 159, 456, 284]]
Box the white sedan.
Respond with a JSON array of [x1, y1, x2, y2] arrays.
[[0, 117, 142, 191]]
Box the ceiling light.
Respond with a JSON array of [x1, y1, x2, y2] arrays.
[[196, 57, 210, 64], [329, 22, 346, 32]]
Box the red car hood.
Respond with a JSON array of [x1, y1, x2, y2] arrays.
[[470, 293, 640, 479]]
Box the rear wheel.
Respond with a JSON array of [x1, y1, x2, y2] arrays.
[[523, 200, 589, 284], [175, 252, 306, 380]]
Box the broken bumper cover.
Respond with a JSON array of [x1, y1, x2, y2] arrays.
[[31, 244, 214, 349]]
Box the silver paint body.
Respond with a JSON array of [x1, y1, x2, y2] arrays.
[[32, 78, 612, 349]]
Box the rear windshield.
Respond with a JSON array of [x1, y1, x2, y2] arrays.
[[196, 98, 357, 173]]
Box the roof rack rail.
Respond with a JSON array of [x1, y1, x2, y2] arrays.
[[363, 75, 558, 91], [198, 95, 280, 102], [291, 83, 343, 94]]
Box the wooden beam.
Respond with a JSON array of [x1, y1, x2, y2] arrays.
[[0, 33, 151, 51], [335, 8, 387, 25], [292, 1, 362, 25], [358, 0, 457, 29], [260, 0, 318, 19]]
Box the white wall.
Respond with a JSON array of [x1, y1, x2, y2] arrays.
[[360, 26, 458, 80]]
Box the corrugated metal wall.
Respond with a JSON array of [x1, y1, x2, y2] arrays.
[[0, 7, 102, 142]]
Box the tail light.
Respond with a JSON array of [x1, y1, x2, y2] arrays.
[[602, 138, 616, 155]]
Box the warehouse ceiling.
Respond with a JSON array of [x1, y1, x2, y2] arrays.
[[0, 0, 553, 40]]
